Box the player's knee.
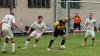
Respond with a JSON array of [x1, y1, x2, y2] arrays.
[[5, 38, 9, 43], [51, 36, 56, 40], [63, 37, 66, 40], [63, 35, 67, 40], [11, 38, 15, 43]]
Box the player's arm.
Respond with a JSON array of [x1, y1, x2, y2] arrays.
[[13, 23, 21, 31], [84, 20, 88, 29], [12, 17, 21, 32], [94, 21, 99, 32], [79, 16, 81, 23], [0, 17, 5, 27], [42, 23, 47, 32], [27, 22, 35, 34], [72, 17, 75, 23], [0, 21, 3, 27], [54, 21, 59, 27], [27, 26, 32, 34]]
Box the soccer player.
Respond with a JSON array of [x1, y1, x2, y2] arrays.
[[0, 12, 21, 53], [23, 16, 47, 49], [83, 13, 99, 47], [72, 13, 82, 36], [47, 19, 68, 50]]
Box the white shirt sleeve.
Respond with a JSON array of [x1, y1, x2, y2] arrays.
[[1, 16, 6, 22], [30, 22, 35, 27], [85, 19, 88, 24], [93, 19, 96, 23], [12, 16, 15, 24], [43, 22, 47, 29]]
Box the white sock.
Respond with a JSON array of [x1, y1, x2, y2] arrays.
[[2, 42, 7, 51], [24, 41, 29, 48], [12, 43, 16, 53]]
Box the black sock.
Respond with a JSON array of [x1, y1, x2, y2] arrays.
[[48, 40, 54, 48], [61, 40, 65, 45], [27, 39, 30, 41]]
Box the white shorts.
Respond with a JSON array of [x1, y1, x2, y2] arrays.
[[85, 29, 95, 37], [2, 27, 13, 38], [29, 31, 43, 39]]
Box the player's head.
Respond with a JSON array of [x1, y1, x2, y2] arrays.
[[10, 12, 14, 16], [38, 16, 43, 23], [89, 13, 93, 20], [76, 13, 78, 16], [63, 19, 68, 23], [59, 20, 65, 26]]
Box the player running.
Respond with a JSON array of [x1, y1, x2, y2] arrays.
[[82, 13, 99, 47], [47, 19, 68, 50], [0, 12, 21, 53], [23, 16, 47, 49]]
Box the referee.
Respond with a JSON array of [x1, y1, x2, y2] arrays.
[[72, 13, 82, 36]]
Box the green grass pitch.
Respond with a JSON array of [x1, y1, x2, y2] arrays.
[[0, 33, 100, 56]]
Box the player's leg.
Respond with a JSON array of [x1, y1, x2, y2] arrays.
[[60, 30, 67, 48], [60, 34, 67, 48], [47, 29, 58, 50], [47, 36, 56, 50], [2, 37, 9, 53], [8, 29, 16, 53], [10, 37, 15, 53], [91, 30, 96, 47], [74, 23, 77, 36], [0, 30, 3, 42], [82, 30, 89, 47], [34, 32, 42, 48], [78, 24, 82, 36], [2, 30, 9, 53], [0, 37, 1, 42], [23, 31, 36, 49]]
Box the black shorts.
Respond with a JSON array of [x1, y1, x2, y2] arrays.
[[74, 23, 81, 30], [53, 28, 66, 37]]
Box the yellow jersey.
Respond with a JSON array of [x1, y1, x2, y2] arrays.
[[54, 21, 65, 30]]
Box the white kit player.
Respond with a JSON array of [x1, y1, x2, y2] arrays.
[[23, 16, 47, 49], [83, 13, 99, 47], [0, 12, 21, 53]]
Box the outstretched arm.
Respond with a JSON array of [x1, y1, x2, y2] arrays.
[[94, 23, 99, 32], [13, 23, 21, 32]]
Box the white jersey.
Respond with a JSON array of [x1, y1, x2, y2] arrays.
[[30, 21, 47, 31], [85, 18, 96, 30], [2, 14, 15, 28]]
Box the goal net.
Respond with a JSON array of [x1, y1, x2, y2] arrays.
[[56, 0, 100, 32]]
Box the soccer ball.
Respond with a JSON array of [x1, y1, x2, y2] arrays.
[[60, 45, 65, 50]]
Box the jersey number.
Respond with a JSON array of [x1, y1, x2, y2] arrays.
[[4, 18, 9, 23]]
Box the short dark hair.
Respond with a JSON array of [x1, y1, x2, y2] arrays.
[[38, 16, 43, 19], [10, 12, 14, 16], [59, 20, 65, 25]]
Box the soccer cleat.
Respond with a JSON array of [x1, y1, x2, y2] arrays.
[[82, 43, 87, 47], [34, 44, 37, 48], [47, 48, 50, 51], [2, 51, 7, 53], [22, 47, 27, 49], [12, 52, 15, 54]]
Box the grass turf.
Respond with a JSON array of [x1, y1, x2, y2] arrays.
[[0, 33, 100, 56]]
